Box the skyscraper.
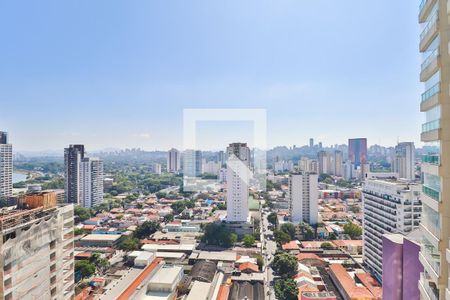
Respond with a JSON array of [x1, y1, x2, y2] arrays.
[[167, 148, 180, 173], [362, 179, 422, 282], [288, 172, 318, 225], [333, 150, 343, 177], [183, 150, 202, 177], [226, 143, 251, 223], [393, 142, 416, 181], [309, 138, 314, 148], [79, 157, 104, 208], [317, 151, 330, 174], [418, 0, 449, 298], [348, 138, 367, 167], [64, 145, 85, 203], [0, 131, 12, 198]]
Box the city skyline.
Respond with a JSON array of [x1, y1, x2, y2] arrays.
[[0, 1, 422, 151]]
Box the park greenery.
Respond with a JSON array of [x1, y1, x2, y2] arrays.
[[242, 234, 256, 247]]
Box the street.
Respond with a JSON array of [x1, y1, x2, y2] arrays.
[[260, 203, 277, 300]]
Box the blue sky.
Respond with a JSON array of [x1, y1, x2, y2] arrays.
[[0, 1, 422, 151]]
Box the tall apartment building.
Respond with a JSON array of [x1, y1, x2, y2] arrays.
[[288, 172, 318, 225], [393, 142, 416, 181], [0, 131, 12, 198], [167, 148, 180, 173], [317, 151, 331, 174], [226, 143, 250, 223], [183, 150, 202, 178], [418, 0, 450, 298], [333, 150, 344, 177], [0, 192, 75, 299], [362, 179, 422, 282], [348, 138, 367, 168], [79, 157, 104, 208], [298, 158, 318, 173], [64, 145, 85, 203]]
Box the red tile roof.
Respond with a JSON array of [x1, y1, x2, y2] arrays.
[[282, 241, 300, 250], [239, 262, 259, 273], [355, 273, 382, 299], [332, 240, 363, 248], [217, 284, 231, 300], [329, 264, 375, 299], [296, 253, 323, 262]]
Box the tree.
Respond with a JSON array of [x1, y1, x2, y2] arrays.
[[242, 234, 256, 247], [201, 224, 237, 248], [74, 207, 92, 222], [256, 255, 264, 270], [328, 232, 337, 240], [216, 203, 226, 210], [344, 222, 362, 239], [320, 242, 334, 250], [280, 223, 296, 240], [171, 201, 187, 214], [163, 214, 174, 223], [272, 253, 298, 278], [133, 221, 161, 239], [274, 279, 298, 300], [274, 230, 291, 245], [267, 212, 278, 225], [75, 260, 96, 279], [74, 228, 84, 236], [119, 237, 140, 251]]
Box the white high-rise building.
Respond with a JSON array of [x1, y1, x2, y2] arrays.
[[167, 148, 180, 173], [153, 163, 162, 175], [362, 179, 422, 282], [288, 172, 318, 225], [333, 150, 343, 177], [318, 151, 331, 174], [0, 131, 12, 198], [392, 142, 415, 181], [79, 157, 104, 208], [226, 143, 251, 223]]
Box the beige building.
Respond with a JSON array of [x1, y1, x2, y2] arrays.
[[418, 0, 450, 298], [0, 192, 75, 299]]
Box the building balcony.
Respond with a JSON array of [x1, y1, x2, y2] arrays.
[[420, 13, 439, 52], [423, 154, 440, 165], [419, 272, 439, 300], [421, 49, 440, 82], [423, 185, 440, 202], [421, 120, 441, 142], [421, 83, 440, 112], [420, 245, 441, 277], [419, 0, 438, 23]]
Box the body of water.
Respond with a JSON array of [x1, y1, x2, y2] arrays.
[[13, 172, 28, 183]]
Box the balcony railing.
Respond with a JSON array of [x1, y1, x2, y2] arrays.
[[423, 185, 440, 202], [420, 272, 439, 300], [423, 154, 440, 165], [421, 48, 439, 71], [421, 245, 441, 275], [422, 119, 440, 133], [422, 83, 440, 103]]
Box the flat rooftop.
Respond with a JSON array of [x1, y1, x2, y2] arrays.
[[81, 234, 122, 241], [148, 265, 183, 285]]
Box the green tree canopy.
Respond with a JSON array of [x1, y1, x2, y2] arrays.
[[280, 223, 296, 240], [272, 253, 298, 278], [274, 229, 291, 245], [74, 207, 93, 222], [320, 242, 334, 250], [267, 212, 278, 225], [242, 234, 256, 247], [133, 221, 161, 239], [343, 222, 362, 239], [201, 224, 237, 248], [75, 260, 96, 279], [274, 279, 298, 300], [119, 237, 140, 251]]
